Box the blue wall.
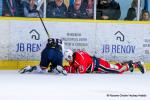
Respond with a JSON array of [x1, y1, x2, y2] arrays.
[[0, 0, 2, 16], [118, 0, 132, 20]]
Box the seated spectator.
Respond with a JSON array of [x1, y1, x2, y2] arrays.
[[86, 0, 94, 19], [140, 0, 149, 21], [64, 0, 75, 7], [124, 0, 138, 20], [140, 10, 150, 21], [46, 0, 67, 18], [67, 0, 88, 19], [96, 0, 121, 20], [2, 0, 23, 17], [64, 0, 69, 8], [23, 0, 43, 18]]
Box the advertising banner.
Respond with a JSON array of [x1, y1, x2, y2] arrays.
[[8, 20, 95, 60], [95, 23, 150, 62], [0, 20, 10, 60], [0, 19, 150, 62]]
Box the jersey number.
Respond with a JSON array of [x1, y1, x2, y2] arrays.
[[48, 38, 62, 45]]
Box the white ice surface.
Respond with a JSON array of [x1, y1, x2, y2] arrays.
[[0, 70, 149, 100]]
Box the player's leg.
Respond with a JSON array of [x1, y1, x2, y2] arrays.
[[95, 58, 121, 73], [119, 60, 146, 74], [113, 63, 130, 73], [94, 57, 146, 74], [96, 58, 131, 74], [38, 48, 51, 73], [19, 65, 45, 74], [121, 60, 134, 72], [133, 61, 146, 74], [19, 48, 49, 74], [54, 50, 67, 75], [52, 65, 67, 75], [122, 60, 146, 74], [56, 51, 67, 75], [110, 60, 138, 73], [48, 49, 67, 75], [19, 65, 36, 74]]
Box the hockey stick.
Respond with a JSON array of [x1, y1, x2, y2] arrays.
[[37, 11, 50, 38], [36, 0, 50, 38]]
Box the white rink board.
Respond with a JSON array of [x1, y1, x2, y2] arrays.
[[95, 23, 150, 62], [0, 19, 150, 62], [0, 20, 10, 60]]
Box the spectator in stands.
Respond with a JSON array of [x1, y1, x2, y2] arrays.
[[140, 0, 149, 21], [46, 0, 67, 18], [22, 0, 43, 18], [67, 0, 88, 19], [124, 0, 138, 20], [140, 10, 150, 21], [64, 0, 70, 8], [64, 0, 75, 7], [96, 0, 121, 20], [2, 0, 23, 17], [86, 0, 94, 19]]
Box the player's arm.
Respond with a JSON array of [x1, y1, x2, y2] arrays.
[[64, 65, 77, 73], [78, 65, 87, 74], [72, 60, 86, 74], [73, 52, 87, 74]]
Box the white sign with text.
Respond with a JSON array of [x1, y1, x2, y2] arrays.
[[0, 19, 150, 62]]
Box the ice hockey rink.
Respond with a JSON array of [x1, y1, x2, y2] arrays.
[[0, 70, 149, 100]]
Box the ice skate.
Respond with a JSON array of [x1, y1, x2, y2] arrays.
[[123, 60, 134, 72], [56, 65, 67, 75], [19, 66, 36, 74], [134, 61, 146, 74]]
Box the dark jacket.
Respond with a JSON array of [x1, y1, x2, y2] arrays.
[[96, 1, 121, 20], [22, 1, 43, 18], [67, 4, 88, 19], [124, 8, 136, 20], [46, 1, 67, 18]]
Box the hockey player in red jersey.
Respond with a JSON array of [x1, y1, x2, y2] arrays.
[[63, 49, 145, 74]]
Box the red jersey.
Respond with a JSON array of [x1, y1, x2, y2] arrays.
[[64, 51, 95, 74]]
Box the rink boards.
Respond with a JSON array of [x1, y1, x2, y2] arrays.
[[0, 17, 150, 70]]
